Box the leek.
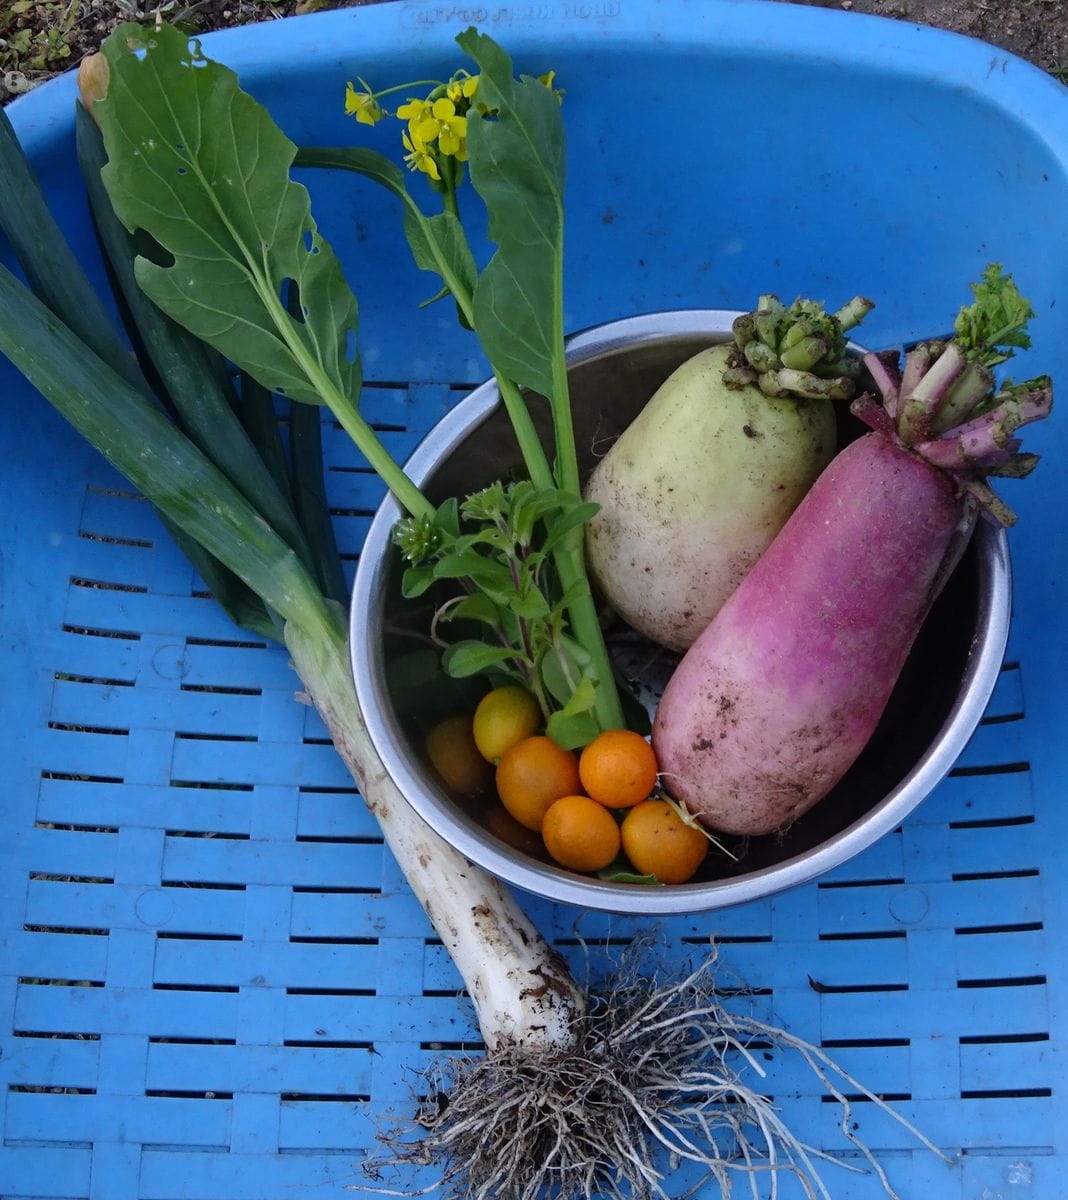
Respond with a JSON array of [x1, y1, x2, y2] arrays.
[[0, 247, 584, 1056]]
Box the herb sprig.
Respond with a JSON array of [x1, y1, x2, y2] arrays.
[[395, 481, 603, 748]]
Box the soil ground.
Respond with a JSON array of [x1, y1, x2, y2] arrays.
[[795, 0, 1068, 79], [2, 0, 1066, 105]]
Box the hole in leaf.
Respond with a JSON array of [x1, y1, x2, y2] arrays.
[[345, 327, 357, 364], [133, 228, 174, 268], [283, 278, 304, 324]]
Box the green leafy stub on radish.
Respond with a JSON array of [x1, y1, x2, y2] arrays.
[[654, 265, 1052, 836], [584, 293, 871, 651]]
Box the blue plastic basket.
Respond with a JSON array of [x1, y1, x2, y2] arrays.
[[1, 1, 1066, 1197]]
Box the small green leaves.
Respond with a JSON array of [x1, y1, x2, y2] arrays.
[[389, 480, 605, 736], [545, 675, 599, 750], [954, 262, 1034, 368], [597, 866, 660, 885], [727, 292, 873, 401], [401, 565, 437, 599], [442, 642, 519, 677]]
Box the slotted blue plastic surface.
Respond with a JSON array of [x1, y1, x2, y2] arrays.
[[2, 2, 1067, 1197]]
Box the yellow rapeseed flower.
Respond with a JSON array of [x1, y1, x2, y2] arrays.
[[344, 79, 385, 125], [427, 97, 469, 158], [402, 130, 440, 181], [446, 73, 479, 104], [396, 97, 434, 126], [538, 70, 565, 103], [399, 95, 469, 162]]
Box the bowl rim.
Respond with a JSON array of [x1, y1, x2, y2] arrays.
[[350, 310, 1012, 914]]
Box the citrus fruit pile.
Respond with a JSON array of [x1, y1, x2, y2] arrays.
[[425, 684, 709, 884]]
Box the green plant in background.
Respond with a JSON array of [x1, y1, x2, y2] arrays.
[[0, 0, 297, 103], [1, 0, 81, 97]]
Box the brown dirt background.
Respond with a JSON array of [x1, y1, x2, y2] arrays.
[[793, 0, 1067, 77], [2, 0, 1066, 107]]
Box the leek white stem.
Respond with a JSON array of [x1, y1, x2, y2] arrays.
[[284, 604, 585, 1053]]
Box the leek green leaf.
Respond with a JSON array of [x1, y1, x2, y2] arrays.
[[0, 262, 333, 643], [0, 105, 144, 392]]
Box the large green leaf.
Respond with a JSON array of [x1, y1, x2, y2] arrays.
[[457, 28, 566, 405], [76, 104, 316, 575], [95, 23, 360, 411]]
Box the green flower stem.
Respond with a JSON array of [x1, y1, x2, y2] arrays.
[[371, 80, 442, 100], [548, 296, 579, 494], [553, 534, 624, 730], [492, 374, 555, 492], [247, 252, 434, 521], [544, 247, 625, 732], [441, 156, 462, 218], [332, 395, 434, 520]]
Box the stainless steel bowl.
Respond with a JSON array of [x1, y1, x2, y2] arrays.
[[350, 311, 1011, 914]]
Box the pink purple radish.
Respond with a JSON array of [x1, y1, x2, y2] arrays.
[[653, 265, 1052, 836]]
